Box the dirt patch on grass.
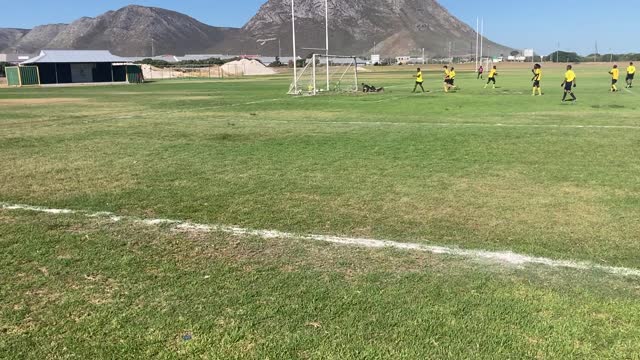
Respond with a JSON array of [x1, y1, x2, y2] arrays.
[[0, 98, 88, 105]]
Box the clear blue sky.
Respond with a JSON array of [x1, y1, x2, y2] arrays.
[[2, 0, 637, 55]]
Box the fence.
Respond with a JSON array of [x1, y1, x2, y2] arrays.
[[141, 65, 247, 80]]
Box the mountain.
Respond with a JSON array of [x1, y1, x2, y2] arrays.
[[1, 6, 247, 57], [245, 0, 511, 57], [0, 2, 512, 57], [0, 28, 29, 52]]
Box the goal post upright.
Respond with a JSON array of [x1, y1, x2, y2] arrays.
[[353, 56, 358, 92], [291, 0, 298, 94], [312, 54, 317, 95], [325, 0, 330, 91]]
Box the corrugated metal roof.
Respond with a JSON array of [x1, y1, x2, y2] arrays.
[[21, 50, 128, 64]]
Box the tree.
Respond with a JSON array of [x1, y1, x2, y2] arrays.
[[510, 50, 520, 56]]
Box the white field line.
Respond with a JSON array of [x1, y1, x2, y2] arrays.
[[263, 119, 640, 131], [3, 202, 640, 278]]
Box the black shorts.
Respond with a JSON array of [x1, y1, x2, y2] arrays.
[[447, 79, 455, 85], [564, 82, 573, 91], [416, 81, 424, 85], [533, 80, 540, 87], [612, 79, 618, 85], [488, 77, 496, 83], [627, 73, 635, 80]]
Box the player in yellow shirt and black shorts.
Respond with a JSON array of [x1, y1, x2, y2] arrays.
[[609, 65, 620, 92], [413, 68, 426, 93], [531, 63, 542, 96], [561, 65, 577, 102], [626, 62, 636, 88], [447, 67, 457, 91], [442, 66, 451, 92], [484, 66, 498, 89]]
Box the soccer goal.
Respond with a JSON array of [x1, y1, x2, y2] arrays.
[[288, 54, 359, 95]]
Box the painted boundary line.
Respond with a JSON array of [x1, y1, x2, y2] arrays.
[[263, 120, 640, 130], [2, 203, 640, 278]]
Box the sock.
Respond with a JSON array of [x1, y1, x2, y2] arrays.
[[571, 93, 576, 100], [562, 92, 567, 101], [613, 85, 617, 91], [538, 87, 542, 95]]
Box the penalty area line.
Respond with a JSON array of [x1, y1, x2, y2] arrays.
[[2, 202, 640, 278]]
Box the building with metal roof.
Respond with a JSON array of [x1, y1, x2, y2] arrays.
[[14, 50, 142, 86]]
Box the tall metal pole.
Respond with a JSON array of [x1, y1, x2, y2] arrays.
[[480, 18, 484, 61], [312, 54, 317, 95], [475, 17, 479, 70], [325, 0, 330, 91], [291, 0, 298, 93]]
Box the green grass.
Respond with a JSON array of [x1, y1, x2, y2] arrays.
[[2, 64, 640, 358]]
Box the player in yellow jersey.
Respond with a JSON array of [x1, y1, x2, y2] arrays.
[[626, 62, 636, 88], [531, 63, 542, 96], [484, 66, 498, 88], [561, 65, 577, 102], [447, 67, 457, 91], [442, 66, 451, 92], [412, 67, 426, 93], [609, 64, 620, 92]]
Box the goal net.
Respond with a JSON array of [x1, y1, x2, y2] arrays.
[[288, 54, 359, 95]]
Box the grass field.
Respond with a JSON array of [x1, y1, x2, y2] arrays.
[[2, 63, 640, 358]]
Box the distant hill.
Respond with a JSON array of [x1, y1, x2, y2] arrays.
[[0, 2, 513, 57], [0, 6, 246, 57], [0, 28, 29, 52]]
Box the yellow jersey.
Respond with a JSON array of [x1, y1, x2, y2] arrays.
[[533, 68, 542, 81], [488, 69, 497, 78], [449, 70, 456, 79], [565, 70, 576, 82], [416, 71, 423, 82], [611, 68, 620, 80], [443, 69, 451, 79], [628, 65, 636, 74]]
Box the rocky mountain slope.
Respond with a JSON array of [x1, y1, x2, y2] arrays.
[[245, 0, 511, 57], [1, 1, 512, 57]]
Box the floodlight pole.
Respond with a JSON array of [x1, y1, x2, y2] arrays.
[[325, 0, 330, 91], [291, 0, 298, 94]]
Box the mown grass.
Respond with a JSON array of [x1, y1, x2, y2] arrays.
[[1, 64, 640, 358], [2, 211, 640, 359]]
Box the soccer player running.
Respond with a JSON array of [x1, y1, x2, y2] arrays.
[[447, 67, 457, 91], [413, 67, 426, 93], [477, 65, 484, 79], [561, 65, 577, 103], [484, 66, 498, 88], [443, 66, 451, 92], [609, 64, 620, 92], [626, 62, 636, 88], [531, 63, 542, 96]]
